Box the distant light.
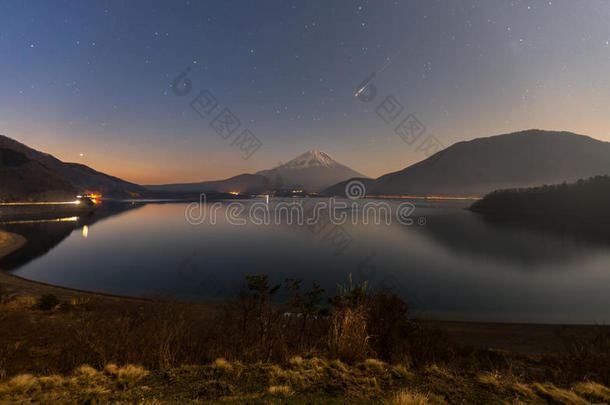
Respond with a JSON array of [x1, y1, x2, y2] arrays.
[[82, 225, 88, 238], [79, 153, 84, 157], [0, 216, 78, 225]]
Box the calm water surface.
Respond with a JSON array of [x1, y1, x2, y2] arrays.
[[2, 199, 610, 324]]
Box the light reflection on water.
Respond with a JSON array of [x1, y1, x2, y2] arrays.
[[2, 200, 610, 324]]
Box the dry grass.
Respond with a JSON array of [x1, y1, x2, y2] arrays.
[[268, 384, 293, 396], [288, 356, 304, 366], [424, 364, 454, 380], [0, 364, 148, 404], [477, 371, 501, 388], [0, 279, 573, 387], [3, 278, 610, 403], [573, 381, 610, 402], [361, 358, 387, 373], [212, 358, 234, 373], [532, 382, 589, 405], [4, 374, 38, 393], [329, 305, 371, 363], [391, 390, 432, 405], [511, 382, 537, 400], [2, 359, 610, 404], [112, 364, 149, 388]]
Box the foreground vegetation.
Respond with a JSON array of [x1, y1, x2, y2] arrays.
[[1, 274, 610, 403], [4, 358, 610, 404]]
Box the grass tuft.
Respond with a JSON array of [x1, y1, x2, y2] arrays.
[[268, 384, 293, 396], [329, 306, 371, 363], [360, 358, 387, 373], [511, 382, 537, 400], [573, 381, 610, 402], [75, 364, 98, 378], [7, 374, 38, 393], [391, 390, 431, 405], [288, 356, 303, 366], [212, 358, 233, 373], [116, 365, 149, 388], [477, 371, 501, 388], [532, 382, 589, 405]]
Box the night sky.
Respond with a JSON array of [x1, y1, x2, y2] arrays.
[[1, 0, 609, 184]]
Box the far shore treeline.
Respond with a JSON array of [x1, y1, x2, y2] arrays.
[[470, 175, 610, 220]]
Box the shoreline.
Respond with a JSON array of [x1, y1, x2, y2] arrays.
[[0, 273, 604, 356], [1, 229, 606, 356], [0, 230, 26, 259], [0, 230, 153, 303]]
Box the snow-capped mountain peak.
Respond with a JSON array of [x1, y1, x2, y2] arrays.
[[255, 149, 365, 191], [276, 150, 338, 170]]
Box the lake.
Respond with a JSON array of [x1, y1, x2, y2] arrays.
[[2, 198, 610, 324]]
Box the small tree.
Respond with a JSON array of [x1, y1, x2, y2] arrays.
[[244, 273, 280, 348], [285, 278, 325, 348]]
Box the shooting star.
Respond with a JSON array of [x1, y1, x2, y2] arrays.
[[354, 48, 405, 98]]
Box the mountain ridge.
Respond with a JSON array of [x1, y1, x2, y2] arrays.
[[0, 135, 148, 201], [6, 129, 610, 202], [324, 129, 610, 197]]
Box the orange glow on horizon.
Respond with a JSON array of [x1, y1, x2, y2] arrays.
[[365, 195, 482, 200]]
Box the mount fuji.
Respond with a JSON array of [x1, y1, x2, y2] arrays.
[[256, 150, 365, 191], [145, 150, 365, 194]]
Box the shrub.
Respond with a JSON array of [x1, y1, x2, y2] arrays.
[[329, 305, 371, 362], [367, 289, 413, 363], [561, 326, 610, 384], [37, 294, 59, 310]]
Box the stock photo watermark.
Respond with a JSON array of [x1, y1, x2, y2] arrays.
[[184, 180, 422, 228], [355, 72, 445, 158], [171, 65, 263, 160]]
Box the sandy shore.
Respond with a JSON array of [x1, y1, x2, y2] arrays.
[[0, 230, 26, 259]]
